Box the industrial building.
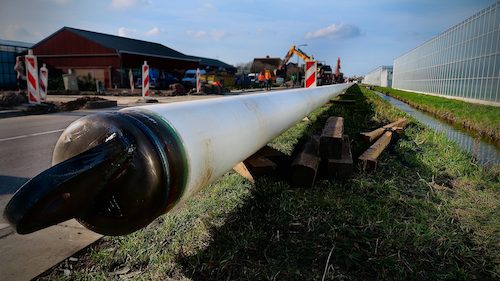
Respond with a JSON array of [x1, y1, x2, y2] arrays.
[[392, 2, 500, 105], [362, 65, 393, 87], [0, 39, 33, 90], [30, 27, 200, 88]]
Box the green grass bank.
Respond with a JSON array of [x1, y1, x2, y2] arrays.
[[372, 86, 500, 143], [40, 85, 499, 281]]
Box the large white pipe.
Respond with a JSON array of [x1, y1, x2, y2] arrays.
[[5, 83, 353, 235], [127, 83, 353, 202]]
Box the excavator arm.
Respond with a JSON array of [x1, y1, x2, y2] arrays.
[[279, 45, 314, 69], [293, 47, 313, 62]]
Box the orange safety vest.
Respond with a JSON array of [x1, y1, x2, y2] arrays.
[[264, 70, 272, 80], [258, 73, 265, 81]]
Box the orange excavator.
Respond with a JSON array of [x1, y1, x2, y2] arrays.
[[277, 45, 339, 86], [279, 45, 314, 67], [276, 45, 314, 83]]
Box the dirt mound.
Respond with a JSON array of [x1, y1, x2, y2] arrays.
[[189, 84, 231, 95], [0, 92, 28, 107], [169, 83, 186, 95], [24, 102, 59, 114], [59, 97, 107, 111]]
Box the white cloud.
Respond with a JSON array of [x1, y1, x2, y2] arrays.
[[305, 23, 361, 40], [211, 29, 226, 40], [51, 0, 71, 4], [145, 27, 160, 36], [187, 29, 227, 40], [117, 27, 137, 37], [187, 30, 207, 39], [118, 27, 163, 38], [2, 25, 41, 42], [111, 0, 151, 9], [202, 0, 215, 10]]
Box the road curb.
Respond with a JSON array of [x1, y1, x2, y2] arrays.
[[83, 100, 118, 109], [0, 110, 26, 119]]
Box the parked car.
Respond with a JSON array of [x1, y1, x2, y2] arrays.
[[182, 69, 206, 88], [247, 73, 261, 87], [135, 71, 178, 89], [157, 72, 179, 89], [275, 77, 284, 86]]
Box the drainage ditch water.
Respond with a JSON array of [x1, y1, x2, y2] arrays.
[[374, 91, 500, 166]]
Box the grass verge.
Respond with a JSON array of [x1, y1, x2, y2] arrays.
[[39, 84, 499, 281], [372, 86, 500, 143]]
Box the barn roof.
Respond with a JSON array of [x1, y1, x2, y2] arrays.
[[35, 27, 198, 61]]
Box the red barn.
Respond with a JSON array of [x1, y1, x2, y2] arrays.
[[31, 27, 199, 88]]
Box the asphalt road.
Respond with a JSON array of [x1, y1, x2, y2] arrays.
[[0, 107, 121, 281], [0, 93, 232, 280], [0, 92, 263, 280], [0, 108, 123, 215]]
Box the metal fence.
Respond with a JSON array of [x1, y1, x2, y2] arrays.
[[393, 2, 500, 104]]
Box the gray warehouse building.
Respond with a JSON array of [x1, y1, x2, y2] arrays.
[[392, 2, 500, 105], [0, 39, 33, 90], [363, 65, 393, 87]]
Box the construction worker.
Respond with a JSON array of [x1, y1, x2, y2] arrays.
[[258, 71, 265, 89], [291, 73, 297, 88], [264, 69, 272, 91], [14, 56, 26, 92]]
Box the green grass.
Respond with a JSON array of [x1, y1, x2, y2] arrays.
[[372, 86, 500, 143], [39, 85, 499, 281]]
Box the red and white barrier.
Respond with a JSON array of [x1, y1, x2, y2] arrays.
[[25, 50, 40, 104], [305, 61, 317, 88], [39, 64, 48, 101], [196, 68, 201, 93], [142, 61, 150, 98]]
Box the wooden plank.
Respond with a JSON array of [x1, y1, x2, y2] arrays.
[[360, 118, 406, 143], [232, 145, 289, 183], [328, 135, 353, 179], [290, 136, 320, 188], [358, 131, 393, 172], [320, 116, 344, 159], [232, 162, 255, 184]]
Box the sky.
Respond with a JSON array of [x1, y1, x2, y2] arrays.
[[0, 0, 496, 76]]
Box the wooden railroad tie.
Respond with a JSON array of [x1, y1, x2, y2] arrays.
[[290, 135, 320, 188], [233, 145, 288, 184], [327, 135, 353, 179], [320, 116, 344, 159], [358, 118, 407, 172], [360, 118, 406, 143], [359, 131, 393, 172]]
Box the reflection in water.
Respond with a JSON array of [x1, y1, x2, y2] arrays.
[[375, 92, 499, 166]]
